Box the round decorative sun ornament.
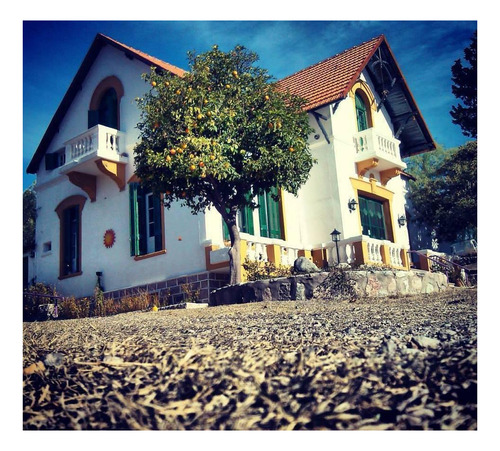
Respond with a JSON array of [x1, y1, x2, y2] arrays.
[[103, 229, 116, 248]]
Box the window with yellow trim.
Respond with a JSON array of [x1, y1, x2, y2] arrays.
[[355, 90, 372, 131]]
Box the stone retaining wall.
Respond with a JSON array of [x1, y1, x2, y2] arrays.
[[210, 270, 449, 307], [104, 272, 229, 305]]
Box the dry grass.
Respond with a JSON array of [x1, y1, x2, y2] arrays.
[[23, 288, 477, 430]]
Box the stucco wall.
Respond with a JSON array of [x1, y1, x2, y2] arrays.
[[33, 45, 210, 298]]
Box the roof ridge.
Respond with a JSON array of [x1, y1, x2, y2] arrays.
[[278, 35, 384, 83]]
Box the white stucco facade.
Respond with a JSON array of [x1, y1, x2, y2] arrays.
[[28, 34, 422, 301]]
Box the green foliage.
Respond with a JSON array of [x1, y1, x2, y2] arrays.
[[242, 258, 292, 281], [406, 141, 477, 243], [23, 183, 36, 253], [134, 45, 314, 216], [450, 31, 477, 139]]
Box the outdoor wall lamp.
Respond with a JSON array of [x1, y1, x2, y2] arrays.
[[330, 228, 341, 264], [398, 215, 407, 227], [348, 198, 358, 212]]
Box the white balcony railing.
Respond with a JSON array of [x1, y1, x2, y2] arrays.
[[323, 235, 408, 268], [353, 128, 406, 171], [64, 124, 125, 164]]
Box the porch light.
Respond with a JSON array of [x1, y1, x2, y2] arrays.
[[330, 228, 341, 264], [348, 198, 358, 212], [398, 215, 406, 227]]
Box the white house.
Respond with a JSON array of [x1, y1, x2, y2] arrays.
[[26, 33, 436, 303]]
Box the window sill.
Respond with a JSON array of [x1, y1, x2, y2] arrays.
[[133, 249, 167, 261], [58, 271, 82, 280]]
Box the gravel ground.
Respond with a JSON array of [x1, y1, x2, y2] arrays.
[[23, 288, 477, 430]]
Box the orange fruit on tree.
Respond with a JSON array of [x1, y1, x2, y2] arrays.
[[199, 161, 205, 167], [170, 148, 176, 155], [190, 164, 196, 171]]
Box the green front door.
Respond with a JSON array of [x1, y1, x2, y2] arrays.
[[359, 196, 387, 240]]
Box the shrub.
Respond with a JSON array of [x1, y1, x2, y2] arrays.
[[313, 267, 358, 302], [243, 258, 292, 281], [58, 297, 91, 319], [23, 283, 58, 321], [181, 283, 200, 303]]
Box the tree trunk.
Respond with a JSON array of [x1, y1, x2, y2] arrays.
[[227, 216, 242, 285]]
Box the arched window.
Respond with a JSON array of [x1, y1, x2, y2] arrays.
[[88, 76, 124, 130], [55, 195, 87, 278], [97, 88, 118, 129], [355, 91, 370, 132]]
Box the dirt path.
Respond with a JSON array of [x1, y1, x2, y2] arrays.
[[23, 288, 476, 430]]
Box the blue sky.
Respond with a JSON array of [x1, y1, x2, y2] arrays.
[[22, 20, 476, 190]]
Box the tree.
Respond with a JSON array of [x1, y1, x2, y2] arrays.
[[23, 183, 36, 253], [406, 141, 477, 243], [450, 31, 477, 139], [134, 45, 314, 284]]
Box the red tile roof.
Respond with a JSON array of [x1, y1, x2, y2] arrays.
[[277, 35, 384, 111]]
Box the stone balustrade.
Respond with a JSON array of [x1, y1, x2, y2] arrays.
[[65, 124, 125, 163]]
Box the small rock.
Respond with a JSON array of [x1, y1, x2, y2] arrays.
[[44, 352, 64, 367], [412, 335, 440, 350], [294, 257, 321, 274]]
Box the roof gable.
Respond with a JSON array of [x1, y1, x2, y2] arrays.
[[277, 35, 436, 156], [27, 33, 186, 174]]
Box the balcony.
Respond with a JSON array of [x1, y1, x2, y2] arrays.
[[59, 125, 128, 201], [353, 128, 406, 183]]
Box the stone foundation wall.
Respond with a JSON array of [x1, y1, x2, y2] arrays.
[[210, 270, 449, 307], [104, 272, 229, 305]]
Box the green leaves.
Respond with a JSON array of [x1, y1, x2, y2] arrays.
[[134, 45, 314, 216], [406, 141, 477, 242]]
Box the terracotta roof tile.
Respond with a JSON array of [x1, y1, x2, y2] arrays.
[[277, 35, 384, 111]]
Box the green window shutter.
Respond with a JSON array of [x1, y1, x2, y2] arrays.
[[152, 194, 163, 251], [238, 206, 254, 235], [244, 206, 254, 235], [222, 218, 230, 241], [258, 193, 269, 237], [266, 187, 282, 239], [136, 186, 147, 255], [355, 92, 369, 132], [129, 183, 140, 256]]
